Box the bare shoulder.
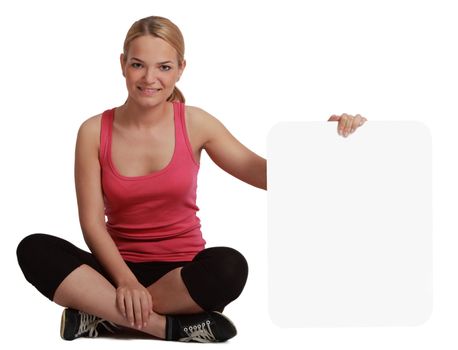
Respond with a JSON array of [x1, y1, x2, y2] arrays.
[[77, 113, 102, 148], [78, 113, 102, 135], [185, 105, 227, 146], [185, 105, 215, 124]]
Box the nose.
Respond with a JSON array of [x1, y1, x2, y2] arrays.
[[143, 67, 158, 84]]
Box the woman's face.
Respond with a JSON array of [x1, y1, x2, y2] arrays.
[[121, 35, 185, 108]]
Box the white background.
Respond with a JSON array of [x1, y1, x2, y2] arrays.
[[0, 0, 457, 349]]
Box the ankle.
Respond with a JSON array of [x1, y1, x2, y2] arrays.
[[145, 312, 166, 339]]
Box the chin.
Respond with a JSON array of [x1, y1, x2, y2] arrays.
[[131, 94, 166, 109]]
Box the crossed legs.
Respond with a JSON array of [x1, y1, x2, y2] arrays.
[[17, 234, 248, 340], [52, 264, 202, 338]]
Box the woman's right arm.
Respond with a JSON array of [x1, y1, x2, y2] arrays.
[[74, 116, 152, 329]]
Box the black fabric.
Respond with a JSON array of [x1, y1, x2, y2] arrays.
[[181, 247, 248, 312], [17, 233, 109, 300], [165, 311, 237, 342], [16, 233, 248, 312]]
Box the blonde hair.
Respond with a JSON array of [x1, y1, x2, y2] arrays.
[[123, 16, 185, 103]]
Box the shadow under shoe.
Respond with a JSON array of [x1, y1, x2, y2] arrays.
[[166, 311, 237, 343]]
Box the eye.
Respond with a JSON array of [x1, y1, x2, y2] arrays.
[[160, 65, 172, 72], [131, 62, 143, 69]]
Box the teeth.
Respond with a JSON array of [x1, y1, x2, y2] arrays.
[[139, 87, 160, 95]]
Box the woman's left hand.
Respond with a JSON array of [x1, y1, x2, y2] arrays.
[[328, 113, 367, 137]]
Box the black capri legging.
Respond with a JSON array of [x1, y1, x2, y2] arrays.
[[16, 233, 248, 312]]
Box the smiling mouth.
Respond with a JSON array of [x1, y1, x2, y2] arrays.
[[138, 86, 162, 95]]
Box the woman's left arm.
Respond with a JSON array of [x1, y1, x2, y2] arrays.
[[195, 108, 267, 190], [193, 108, 366, 191]]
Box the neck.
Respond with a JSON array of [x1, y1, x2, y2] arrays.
[[117, 99, 171, 129]]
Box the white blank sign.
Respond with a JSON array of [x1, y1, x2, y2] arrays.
[[267, 122, 432, 327]]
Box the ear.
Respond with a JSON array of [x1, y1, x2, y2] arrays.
[[120, 53, 126, 77], [177, 59, 186, 82]]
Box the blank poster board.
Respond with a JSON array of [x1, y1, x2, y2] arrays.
[[267, 122, 432, 327]]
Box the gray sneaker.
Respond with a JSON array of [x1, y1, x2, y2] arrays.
[[60, 308, 119, 340]]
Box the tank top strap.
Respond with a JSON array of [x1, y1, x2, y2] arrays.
[[172, 101, 199, 167], [99, 108, 114, 167]]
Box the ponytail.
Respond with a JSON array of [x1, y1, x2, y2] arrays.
[[167, 86, 185, 103]]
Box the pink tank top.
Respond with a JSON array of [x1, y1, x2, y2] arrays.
[[99, 102, 206, 262]]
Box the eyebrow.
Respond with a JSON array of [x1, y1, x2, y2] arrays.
[[131, 57, 174, 65]]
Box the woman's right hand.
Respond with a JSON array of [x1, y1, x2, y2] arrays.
[[116, 280, 153, 330]]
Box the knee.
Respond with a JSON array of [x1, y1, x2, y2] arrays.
[[217, 247, 249, 288], [17, 233, 53, 272], [182, 247, 249, 312], [17, 233, 42, 263], [202, 247, 249, 296]]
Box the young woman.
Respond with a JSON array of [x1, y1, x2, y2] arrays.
[[16, 15, 366, 343]]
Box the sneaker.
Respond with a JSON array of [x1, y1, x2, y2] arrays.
[[60, 308, 119, 340], [166, 311, 237, 343]]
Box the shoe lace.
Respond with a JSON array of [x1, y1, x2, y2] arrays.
[[180, 320, 216, 343], [75, 311, 120, 338]]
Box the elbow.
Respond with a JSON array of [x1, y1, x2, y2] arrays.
[[261, 159, 267, 190], [252, 173, 267, 190], [257, 177, 267, 191], [257, 159, 267, 190], [79, 216, 106, 239]]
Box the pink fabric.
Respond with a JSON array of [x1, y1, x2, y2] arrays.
[[99, 102, 205, 262]]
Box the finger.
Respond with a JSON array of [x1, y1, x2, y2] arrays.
[[149, 293, 154, 315], [141, 292, 151, 328], [147, 290, 154, 316], [344, 114, 354, 137], [328, 114, 340, 122], [116, 289, 127, 318], [338, 114, 348, 136], [342, 114, 356, 137], [124, 291, 135, 327], [353, 114, 368, 133], [133, 293, 143, 329], [350, 114, 363, 134]]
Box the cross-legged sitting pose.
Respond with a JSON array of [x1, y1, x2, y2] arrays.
[[16, 15, 366, 343]]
